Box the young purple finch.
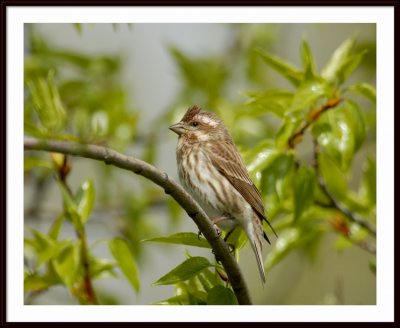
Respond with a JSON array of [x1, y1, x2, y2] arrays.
[[169, 105, 277, 283]]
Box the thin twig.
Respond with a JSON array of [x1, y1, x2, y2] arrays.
[[56, 155, 98, 304], [288, 97, 342, 149], [24, 136, 252, 305], [313, 139, 376, 237]]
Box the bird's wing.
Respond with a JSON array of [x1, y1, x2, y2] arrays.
[[208, 141, 277, 239], [208, 142, 264, 217]]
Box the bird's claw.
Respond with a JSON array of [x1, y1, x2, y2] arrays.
[[197, 230, 202, 240]]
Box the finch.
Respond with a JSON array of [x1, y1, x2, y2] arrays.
[[169, 105, 276, 283]]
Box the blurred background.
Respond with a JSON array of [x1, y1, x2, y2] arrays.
[[24, 23, 376, 305]]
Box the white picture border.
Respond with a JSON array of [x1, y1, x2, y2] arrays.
[[7, 5, 394, 322]]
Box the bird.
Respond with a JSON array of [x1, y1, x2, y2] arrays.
[[169, 105, 277, 283]]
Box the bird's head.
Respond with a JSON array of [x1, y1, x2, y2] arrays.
[[169, 105, 228, 142]]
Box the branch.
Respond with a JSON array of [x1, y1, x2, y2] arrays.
[[55, 155, 98, 304], [313, 139, 377, 237], [24, 136, 252, 305], [288, 97, 342, 149]]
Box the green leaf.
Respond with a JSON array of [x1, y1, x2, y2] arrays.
[[89, 257, 117, 279], [287, 80, 330, 114], [245, 89, 293, 118], [264, 226, 321, 271], [256, 48, 303, 86], [334, 235, 353, 251], [275, 115, 303, 150], [360, 156, 376, 205], [301, 40, 318, 80], [318, 152, 347, 201], [143, 232, 211, 249], [24, 273, 60, 292], [312, 101, 366, 170], [348, 83, 376, 104], [337, 50, 367, 85], [153, 257, 211, 286], [207, 285, 238, 305], [109, 238, 140, 293], [27, 70, 67, 132], [53, 244, 81, 289], [263, 153, 295, 199], [321, 38, 355, 83], [244, 140, 280, 187], [57, 180, 82, 231], [24, 157, 53, 171], [48, 213, 66, 240], [293, 166, 316, 222], [75, 179, 95, 224]]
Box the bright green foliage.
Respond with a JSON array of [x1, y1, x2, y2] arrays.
[[143, 232, 211, 249], [24, 25, 376, 305], [109, 238, 140, 293]]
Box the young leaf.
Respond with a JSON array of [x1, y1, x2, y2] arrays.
[[318, 152, 348, 201], [337, 49, 367, 85], [287, 80, 330, 114], [359, 156, 376, 206], [53, 244, 81, 289], [206, 285, 238, 305], [301, 40, 318, 80], [109, 238, 140, 293], [153, 257, 211, 286], [57, 180, 82, 231], [256, 48, 303, 86], [27, 70, 67, 132], [143, 232, 211, 249], [75, 179, 95, 224], [24, 272, 61, 292], [48, 213, 66, 240], [245, 89, 293, 119], [293, 166, 316, 222], [348, 83, 376, 104], [321, 38, 355, 83]]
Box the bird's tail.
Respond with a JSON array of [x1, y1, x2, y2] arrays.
[[248, 214, 266, 283]]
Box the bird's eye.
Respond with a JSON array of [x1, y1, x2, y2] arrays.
[[191, 121, 199, 127]]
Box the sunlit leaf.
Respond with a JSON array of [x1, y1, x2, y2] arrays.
[[109, 238, 140, 293], [287, 80, 330, 114], [89, 257, 117, 279], [348, 83, 376, 104], [321, 38, 355, 83], [27, 70, 67, 132], [318, 152, 347, 201], [48, 213, 66, 240], [256, 48, 303, 86], [301, 40, 318, 80], [53, 243, 81, 289], [207, 285, 238, 305], [153, 257, 211, 286], [75, 179, 95, 224], [312, 100, 366, 170], [143, 232, 211, 249]]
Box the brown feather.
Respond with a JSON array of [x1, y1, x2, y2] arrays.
[[208, 141, 277, 238]]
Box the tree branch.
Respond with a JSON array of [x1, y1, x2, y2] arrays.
[[313, 139, 377, 237], [288, 97, 342, 149], [24, 136, 252, 305]]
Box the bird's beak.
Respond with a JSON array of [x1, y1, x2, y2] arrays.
[[169, 122, 186, 136]]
